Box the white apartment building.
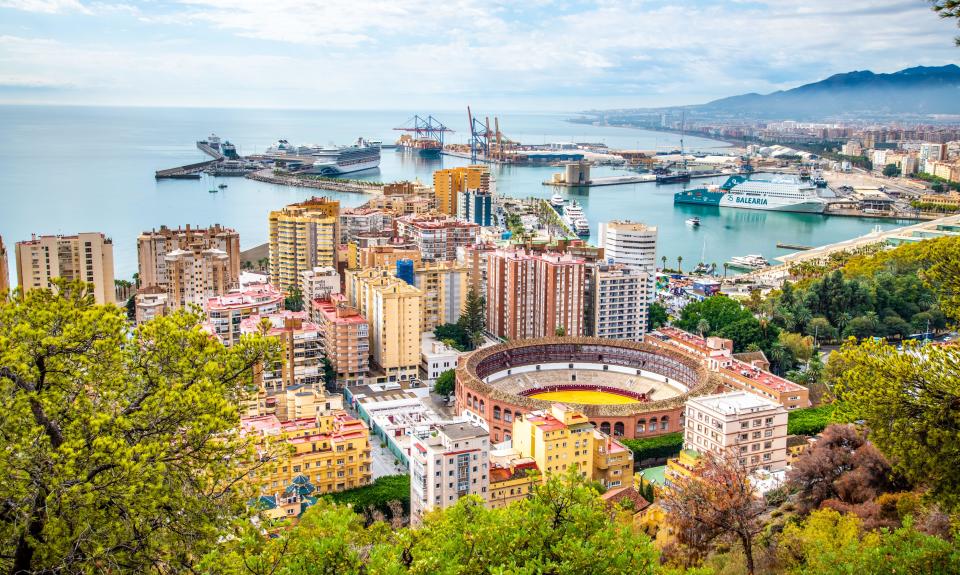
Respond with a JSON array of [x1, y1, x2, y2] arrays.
[[683, 391, 788, 472], [300, 266, 341, 300], [420, 333, 461, 383], [591, 263, 649, 341], [410, 422, 490, 525], [598, 221, 658, 272]]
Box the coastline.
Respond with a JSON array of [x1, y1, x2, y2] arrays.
[[565, 115, 742, 149]]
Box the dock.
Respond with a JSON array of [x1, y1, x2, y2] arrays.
[[543, 174, 656, 187], [776, 242, 814, 251], [196, 140, 225, 161], [155, 159, 217, 180], [245, 168, 383, 194]]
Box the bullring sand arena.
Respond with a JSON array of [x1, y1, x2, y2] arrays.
[[456, 337, 715, 441]]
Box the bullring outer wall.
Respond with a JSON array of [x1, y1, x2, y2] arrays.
[[455, 336, 720, 442]]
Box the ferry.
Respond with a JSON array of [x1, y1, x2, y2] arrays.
[[307, 138, 381, 176], [728, 255, 770, 269], [685, 217, 701, 227], [674, 175, 827, 214], [550, 193, 566, 207]]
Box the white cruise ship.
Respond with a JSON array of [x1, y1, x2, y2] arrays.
[[675, 175, 827, 214], [307, 138, 381, 176]]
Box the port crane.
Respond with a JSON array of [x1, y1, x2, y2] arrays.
[[393, 115, 453, 147], [466, 107, 512, 163]]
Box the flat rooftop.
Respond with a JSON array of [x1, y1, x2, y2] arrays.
[[440, 422, 487, 441], [690, 391, 780, 415]]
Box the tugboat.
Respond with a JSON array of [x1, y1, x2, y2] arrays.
[[685, 217, 701, 227], [218, 183, 228, 189]]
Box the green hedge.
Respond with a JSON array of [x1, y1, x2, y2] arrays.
[[621, 432, 684, 461], [787, 404, 835, 436], [325, 474, 410, 515]]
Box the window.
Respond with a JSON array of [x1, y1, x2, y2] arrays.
[[493, 406, 501, 420]]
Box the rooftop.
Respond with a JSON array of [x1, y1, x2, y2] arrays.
[[439, 422, 488, 441], [689, 391, 781, 415]]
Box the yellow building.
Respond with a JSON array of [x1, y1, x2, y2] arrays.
[[433, 165, 490, 216], [512, 404, 634, 489], [345, 268, 423, 382], [269, 197, 340, 292], [242, 410, 372, 497], [357, 245, 422, 270], [15, 232, 115, 304], [413, 261, 469, 332], [488, 457, 540, 509], [919, 191, 960, 207]]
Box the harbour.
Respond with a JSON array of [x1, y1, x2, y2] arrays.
[[0, 105, 917, 280]]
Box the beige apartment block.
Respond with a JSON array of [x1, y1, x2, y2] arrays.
[[16, 232, 115, 304], [164, 246, 233, 310], [683, 391, 788, 473], [345, 268, 422, 382], [138, 224, 240, 289], [269, 197, 340, 292]]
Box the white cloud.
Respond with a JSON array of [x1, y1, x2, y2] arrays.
[[0, 0, 90, 13], [0, 0, 957, 109]]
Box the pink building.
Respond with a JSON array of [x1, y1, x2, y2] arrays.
[[205, 283, 284, 346]]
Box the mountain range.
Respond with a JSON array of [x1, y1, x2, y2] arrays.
[[693, 64, 960, 119]]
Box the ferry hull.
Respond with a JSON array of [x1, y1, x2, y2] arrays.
[[674, 190, 827, 214], [308, 158, 381, 176]]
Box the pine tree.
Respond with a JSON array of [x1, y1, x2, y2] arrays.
[[458, 288, 486, 350]]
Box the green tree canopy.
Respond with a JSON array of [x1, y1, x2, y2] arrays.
[[834, 339, 960, 511], [648, 301, 669, 331], [675, 296, 774, 352], [205, 470, 660, 575], [0, 282, 276, 574], [434, 369, 455, 399]]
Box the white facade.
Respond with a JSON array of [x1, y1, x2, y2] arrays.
[[300, 266, 341, 300], [683, 391, 788, 472], [410, 422, 490, 525], [592, 263, 649, 341], [420, 333, 461, 382], [598, 221, 658, 272]]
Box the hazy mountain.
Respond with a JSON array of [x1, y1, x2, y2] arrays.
[[696, 64, 960, 119]]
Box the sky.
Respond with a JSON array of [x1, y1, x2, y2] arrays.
[[0, 0, 958, 111]]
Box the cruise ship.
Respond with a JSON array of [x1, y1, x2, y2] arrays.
[[673, 175, 827, 214], [307, 138, 381, 176]]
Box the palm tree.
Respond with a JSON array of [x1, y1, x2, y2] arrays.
[[677, 256, 683, 274], [661, 255, 667, 271], [723, 262, 729, 279], [769, 342, 790, 375], [696, 319, 710, 337]]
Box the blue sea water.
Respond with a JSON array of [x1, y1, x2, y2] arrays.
[[0, 105, 910, 282]]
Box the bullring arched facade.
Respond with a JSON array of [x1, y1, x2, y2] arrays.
[[455, 337, 718, 442]]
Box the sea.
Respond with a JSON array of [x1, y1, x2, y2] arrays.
[[0, 105, 915, 283]]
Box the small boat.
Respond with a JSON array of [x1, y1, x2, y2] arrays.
[[728, 254, 770, 270], [550, 193, 566, 207], [685, 217, 701, 227], [208, 188, 218, 193], [218, 183, 228, 189]]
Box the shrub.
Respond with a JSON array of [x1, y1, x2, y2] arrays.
[[787, 404, 835, 436], [621, 432, 684, 461]]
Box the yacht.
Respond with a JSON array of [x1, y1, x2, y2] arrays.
[[685, 217, 701, 227], [307, 138, 381, 176], [563, 201, 590, 236], [728, 255, 770, 269], [550, 193, 566, 207]]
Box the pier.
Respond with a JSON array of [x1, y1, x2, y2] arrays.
[[776, 242, 814, 251], [154, 159, 217, 180], [245, 168, 383, 193], [196, 140, 225, 161], [543, 174, 657, 187]]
